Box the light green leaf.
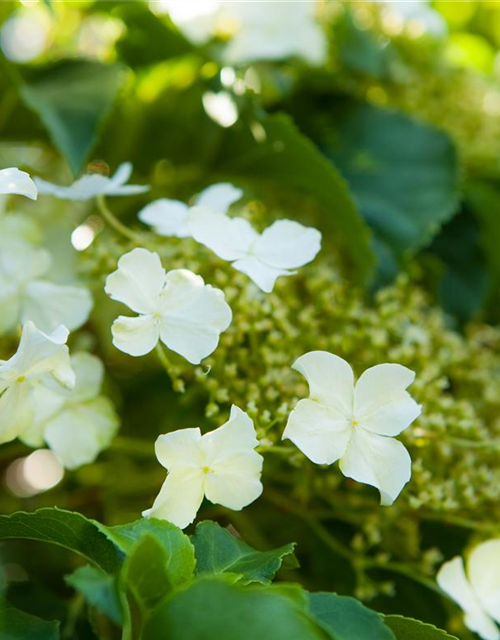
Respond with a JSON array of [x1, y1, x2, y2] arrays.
[[308, 592, 396, 640], [0, 508, 121, 573], [192, 521, 295, 585], [384, 616, 460, 640], [217, 112, 375, 285], [65, 565, 122, 625], [100, 518, 195, 588], [143, 578, 327, 640], [20, 59, 125, 175], [0, 599, 60, 640]]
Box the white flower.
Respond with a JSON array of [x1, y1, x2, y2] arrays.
[[0, 167, 37, 200], [377, 0, 447, 38], [138, 182, 242, 238], [437, 540, 500, 640], [34, 163, 149, 201], [0, 321, 74, 445], [189, 212, 322, 293], [0, 241, 93, 335], [143, 405, 263, 529], [282, 351, 421, 505], [21, 353, 119, 470], [105, 248, 232, 364]]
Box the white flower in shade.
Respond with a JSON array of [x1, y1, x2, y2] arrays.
[[138, 183, 242, 238], [143, 405, 263, 529], [0, 242, 93, 335], [223, 2, 328, 66], [437, 540, 500, 640], [190, 212, 322, 293], [34, 163, 149, 201], [0, 167, 37, 200], [282, 351, 421, 505], [20, 353, 119, 470], [105, 248, 232, 364], [0, 322, 74, 445]]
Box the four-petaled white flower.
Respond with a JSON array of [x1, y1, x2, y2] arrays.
[[437, 540, 500, 640], [105, 248, 232, 364], [21, 353, 119, 470], [143, 405, 263, 529], [0, 321, 74, 445], [34, 163, 149, 201], [0, 167, 37, 200], [138, 182, 242, 238], [0, 241, 93, 335], [282, 351, 421, 505], [189, 212, 322, 293]]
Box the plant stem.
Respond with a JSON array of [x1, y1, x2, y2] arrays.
[[156, 343, 173, 375], [96, 195, 144, 243]]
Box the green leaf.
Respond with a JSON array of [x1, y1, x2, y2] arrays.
[[466, 181, 500, 280], [338, 10, 393, 78], [0, 508, 121, 573], [19, 59, 125, 174], [119, 534, 173, 640], [324, 101, 460, 260], [217, 112, 375, 285], [143, 578, 327, 640], [100, 518, 195, 588], [65, 565, 122, 625], [0, 599, 60, 640], [308, 592, 396, 640], [384, 616, 460, 640], [192, 521, 295, 585]]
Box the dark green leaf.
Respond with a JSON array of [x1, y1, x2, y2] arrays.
[[466, 181, 500, 280], [0, 508, 120, 573], [384, 616, 460, 640], [19, 59, 125, 174], [217, 112, 375, 284], [143, 578, 326, 640], [65, 565, 122, 625], [338, 10, 393, 78], [100, 518, 195, 588], [192, 521, 295, 585], [0, 599, 60, 640], [309, 592, 396, 640]]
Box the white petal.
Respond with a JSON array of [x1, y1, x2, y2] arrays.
[[339, 427, 411, 505], [111, 314, 159, 357], [254, 220, 322, 270], [110, 162, 132, 185], [0, 243, 51, 283], [0, 168, 37, 200], [19, 385, 66, 447], [35, 174, 109, 201], [292, 351, 354, 417], [354, 364, 419, 434], [464, 610, 500, 640], [154, 427, 203, 470], [437, 556, 478, 613], [189, 210, 258, 261], [0, 383, 32, 444], [158, 269, 232, 364], [203, 451, 263, 510], [203, 405, 259, 458], [105, 248, 166, 314], [0, 285, 20, 335], [105, 184, 150, 197], [232, 256, 289, 293], [195, 183, 243, 213], [282, 398, 352, 465], [144, 467, 205, 529], [70, 352, 104, 402], [138, 199, 190, 238], [468, 540, 500, 624], [45, 397, 119, 470], [22, 281, 93, 333]]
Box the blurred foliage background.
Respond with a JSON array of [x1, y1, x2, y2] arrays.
[[2, 1, 500, 638]]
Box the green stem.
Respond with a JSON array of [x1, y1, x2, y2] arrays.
[[256, 445, 296, 455], [96, 195, 144, 244], [156, 343, 173, 375]]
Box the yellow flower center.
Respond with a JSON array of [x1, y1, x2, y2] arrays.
[[16, 375, 26, 383]]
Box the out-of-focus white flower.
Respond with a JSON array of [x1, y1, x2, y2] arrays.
[[0, 322, 74, 445], [0, 242, 93, 335], [202, 91, 238, 127], [34, 163, 149, 201], [0, 8, 51, 63], [378, 0, 447, 37], [151, 0, 224, 45], [190, 212, 322, 293], [105, 248, 232, 364], [437, 540, 500, 640], [0, 168, 37, 200], [21, 353, 119, 470], [138, 183, 242, 238], [143, 405, 263, 529], [282, 351, 421, 505]]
